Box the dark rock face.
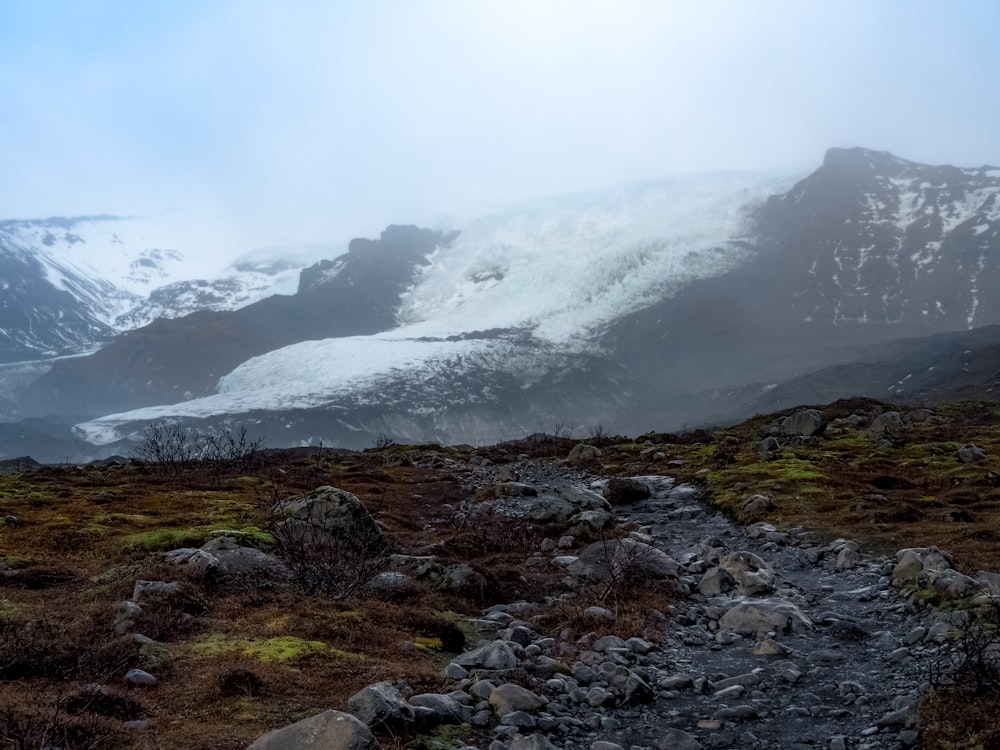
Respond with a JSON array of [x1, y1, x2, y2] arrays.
[[753, 147, 1000, 330], [0, 220, 120, 362], [20, 225, 453, 417], [607, 148, 1000, 432]]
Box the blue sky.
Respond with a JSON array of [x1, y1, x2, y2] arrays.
[[2, 0, 999, 257]]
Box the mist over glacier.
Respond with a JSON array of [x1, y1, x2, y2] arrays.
[[75, 170, 800, 445]]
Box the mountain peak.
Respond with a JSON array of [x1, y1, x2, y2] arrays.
[[821, 146, 917, 173]]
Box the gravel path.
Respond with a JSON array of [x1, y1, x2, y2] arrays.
[[483, 461, 937, 750]]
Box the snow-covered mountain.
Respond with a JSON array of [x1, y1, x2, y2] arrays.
[[6, 146, 1000, 460], [0, 216, 336, 361]]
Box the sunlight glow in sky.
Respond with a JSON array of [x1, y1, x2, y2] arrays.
[[2, 0, 998, 260]]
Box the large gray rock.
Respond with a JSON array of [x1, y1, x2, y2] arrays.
[[488, 683, 547, 716], [408, 693, 471, 725], [568, 444, 602, 462], [272, 486, 387, 554], [246, 710, 378, 750], [780, 409, 827, 437], [567, 538, 679, 582], [719, 599, 812, 635], [182, 535, 293, 580], [453, 640, 521, 670], [958, 444, 987, 463], [868, 411, 904, 438], [718, 551, 775, 596], [347, 682, 414, 728], [892, 547, 952, 585]]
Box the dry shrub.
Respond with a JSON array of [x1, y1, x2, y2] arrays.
[[0, 687, 131, 750], [0, 614, 138, 682], [217, 664, 264, 697], [63, 685, 150, 721]]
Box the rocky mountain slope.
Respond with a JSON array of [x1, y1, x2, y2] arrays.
[[12, 226, 452, 421], [0, 216, 333, 362], [3, 147, 1000, 461]]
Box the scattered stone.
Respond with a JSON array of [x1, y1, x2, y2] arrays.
[[124, 668, 156, 687], [958, 444, 987, 463]]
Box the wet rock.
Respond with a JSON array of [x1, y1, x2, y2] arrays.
[[603, 477, 651, 505], [719, 599, 812, 636]]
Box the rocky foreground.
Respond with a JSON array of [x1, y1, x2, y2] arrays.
[[240, 441, 996, 750], [3, 401, 999, 749]]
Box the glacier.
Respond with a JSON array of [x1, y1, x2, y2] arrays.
[[76, 170, 800, 445]]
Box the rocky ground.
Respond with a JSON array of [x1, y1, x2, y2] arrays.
[[251, 446, 994, 750], [3, 400, 999, 750]]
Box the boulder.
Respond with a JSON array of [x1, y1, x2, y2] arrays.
[[958, 444, 987, 464], [719, 599, 812, 635], [487, 683, 547, 715], [780, 409, 827, 437], [408, 693, 471, 724], [246, 710, 377, 750], [568, 443, 602, 462], [718, 551, 775, 596], [868, 411, 904, 438], [741, 494, 774, 516], [272, 486, 387, 554], [603, 477, 651, 505], [453, 640, 521, 670], [567, 538, 679, 582], [165, 536, 292, 582], [347, 682, 414, 728]]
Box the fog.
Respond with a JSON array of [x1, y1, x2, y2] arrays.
[[2, 0, 999, 262]]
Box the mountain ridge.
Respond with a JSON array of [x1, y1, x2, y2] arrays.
[[2, 147, 1000, 460]]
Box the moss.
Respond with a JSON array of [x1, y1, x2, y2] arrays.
[[118, 527, 214, 553], [413, 636, 443, 651], [118, 524, 272, 553], [191, 634, 363, 663]]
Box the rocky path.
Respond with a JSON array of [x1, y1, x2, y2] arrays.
[[462, 461, 941, 750], [251, 457, 980, 750]]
